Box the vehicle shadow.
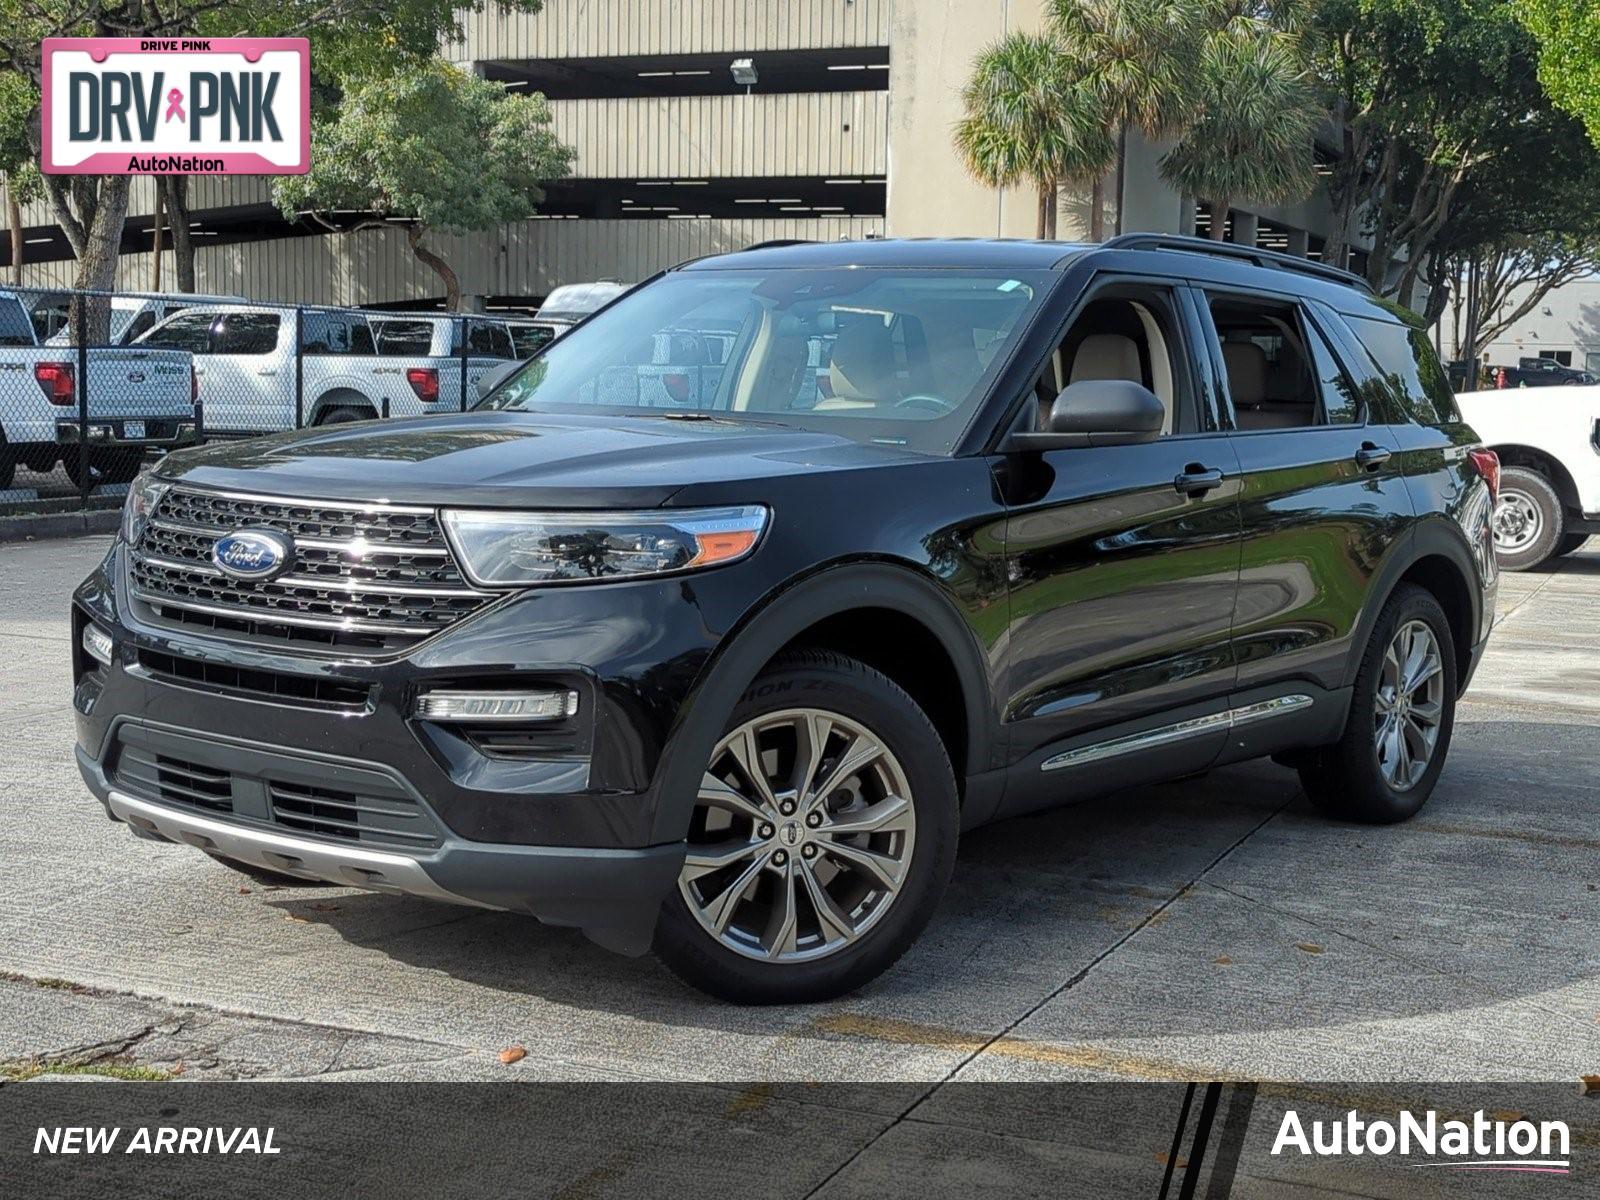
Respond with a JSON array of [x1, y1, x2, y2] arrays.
[[276, 717, 1600, 1054]]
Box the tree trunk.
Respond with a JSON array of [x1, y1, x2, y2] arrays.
[[6, 189, 21, 286], [1113, 124, 1128, 237], [70, 176, 131, 343], [406, 223, 461, 311], [1206, 199, 1229, 241], [161, 176, 196, 292], [1037, 179, 1050, 240], [1090, 177, 1105, 242]]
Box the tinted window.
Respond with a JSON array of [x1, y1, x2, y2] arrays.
[[1348, 316, 1461, 426], [1304, 321, 1361, 425], [138, 311, 218, 352], [460, 320, 515, 359], [213, 313, 281, 355], [121, 310, 158, 344], [374, 320, 435, 356], [0, 296, 36, 346], [303, 312, 375, 355], [509, 324, 556, 357]]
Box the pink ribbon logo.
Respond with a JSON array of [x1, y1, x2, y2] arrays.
[[164, 88, 185, 123]]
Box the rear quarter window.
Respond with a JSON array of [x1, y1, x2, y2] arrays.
[[1347, 315, 1461, 426], [0, 296, 36, 346]]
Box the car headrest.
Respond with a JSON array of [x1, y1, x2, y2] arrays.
[[828, 319, 899, 403], [1222, 341, 1269, 407], [1070, 334, 1143, 385]]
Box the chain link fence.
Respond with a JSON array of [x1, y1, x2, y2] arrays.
[[0, 285, 532, 517]]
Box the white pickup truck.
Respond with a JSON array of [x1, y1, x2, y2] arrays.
[[1457, 387, 1600, 569], [136, 305, 519, 435], [0, 290, 197, 490]]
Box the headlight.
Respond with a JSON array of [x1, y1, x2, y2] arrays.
[[121, 471, 168, 545], [441, 505, 768, 587]]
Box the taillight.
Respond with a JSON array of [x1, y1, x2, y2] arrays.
[[663, 372, 692, 404], [33, 361, 74, 405], [1467, 447, 1500, 501], [405, 367, 439, 403]]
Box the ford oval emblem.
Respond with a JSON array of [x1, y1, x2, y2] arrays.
[[211, 529, 293, 581]]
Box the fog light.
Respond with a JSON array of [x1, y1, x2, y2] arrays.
[[414, 689, 577, 722], [82, 623, 113, 667]]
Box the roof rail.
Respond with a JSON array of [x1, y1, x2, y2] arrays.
[[1099, 233, 1374, 293], [742, 239, 815, 252]]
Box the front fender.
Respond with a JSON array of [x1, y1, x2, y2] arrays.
[[645, 560, 998, 843]]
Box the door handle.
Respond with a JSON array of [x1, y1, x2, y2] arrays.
[[1174, 465, 1225, 496], [257, 368, 278, 377], [1355, 443, 1392, 471]]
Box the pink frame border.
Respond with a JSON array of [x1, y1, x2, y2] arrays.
[[41, 37, 310, 175]]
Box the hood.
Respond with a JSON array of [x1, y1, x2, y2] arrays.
[[158, 410, 926, 508]]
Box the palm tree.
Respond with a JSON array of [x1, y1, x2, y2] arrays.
[[954, 32, 1115, 239], [1047, 0, 1208, 238], [1160, 20, 1320, 241]]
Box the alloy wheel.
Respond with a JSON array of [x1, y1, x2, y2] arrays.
[[1373, 619, 1445, 792], [1492, 488, 1543, 554], [678, 708, 917, 962]]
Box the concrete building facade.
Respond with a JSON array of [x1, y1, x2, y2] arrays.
[[2, 0, 1370, 309]]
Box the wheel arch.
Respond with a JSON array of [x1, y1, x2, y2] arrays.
[[646, 562, 996, 843], [1346, 521, 1483, 698], [308, 387, 377, 425], [1492, 443, 1581, 516]]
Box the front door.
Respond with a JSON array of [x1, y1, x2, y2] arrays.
[[994, 279, 1244, 817]]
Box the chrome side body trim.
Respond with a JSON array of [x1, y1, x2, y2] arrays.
[[1040, 694, 1314, 772]]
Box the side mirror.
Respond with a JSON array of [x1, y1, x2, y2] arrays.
[[1004, 379, 1165, 451]]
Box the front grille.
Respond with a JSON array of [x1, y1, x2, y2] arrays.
[[268, 781, 441, 848], [116, 747, 233, 815], [135, 648, 372, 711], [129, 486, 491, 650]]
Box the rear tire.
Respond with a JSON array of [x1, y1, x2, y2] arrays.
[[654, 650, 959, 1004], [0, 442, 14, 491], [1298, 584, 1457, 824], [1492, 466, 1564, 571], [316, 406, 368, 426], [61, 448, 143, 490]]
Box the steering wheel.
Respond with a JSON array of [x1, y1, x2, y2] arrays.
[[893, 393, 957, 415]]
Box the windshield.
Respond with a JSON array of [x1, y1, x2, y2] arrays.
[[478, 268, 1052, 453]]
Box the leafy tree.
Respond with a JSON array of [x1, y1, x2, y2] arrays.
[[953, 32, 1115, 239], [1514, 1, 1600, 150], [0, 0, 543, 306], [1046, 0, 1208, 238], [273, 61, 573, 309], [0, 70, 41, 285], [1160, 18, 1320, 239]]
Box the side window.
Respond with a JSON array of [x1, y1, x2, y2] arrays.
[[509, 324, 555, 358], [1033, 288, 1194, 436], [213, 313, 281, 355], [1208, 294, 1324, 431], [136, 311, 217, 353], [1303, 321, 1362, 425], [1346, 316, 1461, 426], [468, 322, 515, 359], [0, 296, 37, 346], [375, 320, 434, 356], [122, 310, 158, 344], [302, 312, 373, 355]]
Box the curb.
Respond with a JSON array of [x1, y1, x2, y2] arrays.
[[0, 508, 121, 545]]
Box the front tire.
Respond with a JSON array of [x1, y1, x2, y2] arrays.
[[1492, 466, 1564, 571], [1555, 532, 1590, 558], [1298, 584, 1457, 824], [654, 651, 958, 1004]]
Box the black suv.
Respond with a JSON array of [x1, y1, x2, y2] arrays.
[[72, 236, 1498, 1003]]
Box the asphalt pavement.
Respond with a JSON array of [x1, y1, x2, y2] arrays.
[[1, 535, 1597, 1087]]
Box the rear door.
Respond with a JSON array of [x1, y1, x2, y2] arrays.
[[1195, 286, 1414, 726], [994, 276, 1244, 816]]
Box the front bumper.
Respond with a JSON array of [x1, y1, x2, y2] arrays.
[[69, 539, 768, 953]]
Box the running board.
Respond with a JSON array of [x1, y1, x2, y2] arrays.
[[1040, 695, 1314, 772]]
